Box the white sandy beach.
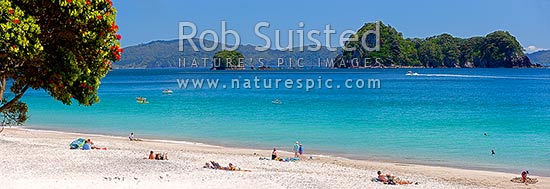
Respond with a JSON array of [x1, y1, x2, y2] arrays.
[[0, 128, 547, 189]]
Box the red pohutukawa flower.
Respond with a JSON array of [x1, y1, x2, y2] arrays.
[[110, 45, 123, 60], [8, 9, 14, 14], [67, 0, 72, 3], [106, 0, 113, 6], [97, 15, 102, 20], [110, 23, 119, 32], [13, 19, 20, 24], [85, 0, 91, 6], [116, 34, 122, 40]]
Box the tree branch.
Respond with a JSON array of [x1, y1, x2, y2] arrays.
[[0, 75, 5, 101], [0, 84, 30, 113]]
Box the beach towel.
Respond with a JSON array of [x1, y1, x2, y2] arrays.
[[69, 138, 86, 149]]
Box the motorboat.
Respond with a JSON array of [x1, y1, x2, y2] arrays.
[[406, 70, 419, 76], [272, 99, 283, 105], [162, 89, 173, 94]]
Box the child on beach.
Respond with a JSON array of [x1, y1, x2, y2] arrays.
[[521, 170, 529, 183]]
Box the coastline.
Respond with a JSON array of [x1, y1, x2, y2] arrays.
[[1, 127, 547, 188], [23, 125, 547, 177]]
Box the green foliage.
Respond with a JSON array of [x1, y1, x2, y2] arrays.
[[0, 98, 27, 125], [212, 50, 244, 70], [338, 22, 531, 68], [0, 0, 121, 124]]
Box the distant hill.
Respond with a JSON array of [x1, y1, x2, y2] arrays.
[[527, 50, 550, 66], [115, 39, 338, 69]]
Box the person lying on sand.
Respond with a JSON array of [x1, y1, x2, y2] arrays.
[[203, 162, 214, 169], [206, 161, 251, 172], [82, 139, 107, 150], [376, 171, 415, 185]]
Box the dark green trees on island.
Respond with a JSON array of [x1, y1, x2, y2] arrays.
[[212, 50, 245, 70], [336, 21, 535, 68]]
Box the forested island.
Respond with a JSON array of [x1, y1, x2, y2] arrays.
[[335, 21, 538, 68]]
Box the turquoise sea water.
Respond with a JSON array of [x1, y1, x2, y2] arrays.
[[20, 68, 550, 176]]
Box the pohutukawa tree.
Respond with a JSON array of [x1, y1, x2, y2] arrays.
[[0, 0, 122, 127]]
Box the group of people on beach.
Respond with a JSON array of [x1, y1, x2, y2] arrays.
[[72, 136, 423, 186], [270, 141, 305, 161], [148, 151, 168, 160]]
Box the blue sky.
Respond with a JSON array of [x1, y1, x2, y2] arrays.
[[113, 0, 550, 53]]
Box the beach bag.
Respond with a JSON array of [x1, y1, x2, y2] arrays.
[[70, 138, 86, 149]]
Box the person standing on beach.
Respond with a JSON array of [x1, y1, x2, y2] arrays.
[[293, 141, 299, 157], [298, 144, 304, 158]]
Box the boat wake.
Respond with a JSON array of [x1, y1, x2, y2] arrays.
[[414, 73, 550, 80]]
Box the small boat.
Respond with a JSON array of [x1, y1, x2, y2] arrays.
[[162, 89, 173, 94], [272, 99, 283, 105], [136, 97, 149, 104], [406, 70, 419, 76]]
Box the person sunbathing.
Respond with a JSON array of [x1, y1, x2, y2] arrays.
[[207, 161, 250, 172], [376, 171, 415, 185], [148, 151, 155, 159], [85, 139, 106, 150], [209, 161, 222, 169], [203, 162, 214, 169], [228, 163, 236, 171]]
